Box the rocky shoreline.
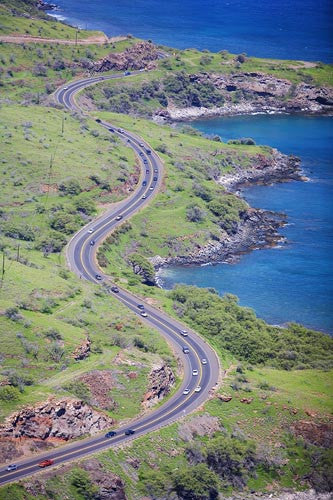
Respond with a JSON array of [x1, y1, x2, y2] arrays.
[[152, 150, 303, 275]]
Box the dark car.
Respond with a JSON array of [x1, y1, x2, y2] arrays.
[[95, 274, 102, 281], [142, 181, 147, 186], [105, 430, 117, 438], [153, 176, 157, 181], [38, 459, 54, 468], [95, 118, 101, 123], [139, 151, 144, 157], [109, 128, 114, 132], [124, 71, 131, 76], [6, 464, 17, 471], [90, 240, 95, 246], [146, 149, 151, 154], [111, 286, 119, 293], [137, 304, 145, 310], [143, 159, 148, 164], [124, 429, 135, 435], [146, 169, 149, 174], [182, 346, 190, 354]]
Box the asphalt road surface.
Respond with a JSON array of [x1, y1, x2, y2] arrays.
[[0, 73, 220, 486]]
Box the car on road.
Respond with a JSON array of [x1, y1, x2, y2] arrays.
[[95, 274, 103, 281], [111, 286, 119, 293], [154, 169, 158, 173], [142, 195, 147, 199], [88, 227, 95, 234], [140, 311, 148, 317], [139, 143, 144, 147], [137, 304, 145, 310], [194, 386, 201, 393], [109, 128, 114, 132], [63, 86, 68, 90], [115, 215, 123, 220], [38, 459, 54, 468], [153, 176, 158, 181], [124, 429, 135, 435], [183, 388, 190, 395], [124, 71, 131, 76], [192, 369, 199, 376], [139, 151, 144, 156], [180, 330, 188, 337], [149, 186, 154, 190], [118, 128, 124, 133], [146, 169, 149, 174], [143, 159, 148, 164], [95, 118, 101, 123], [90, 240, 95, 246], [146, 149, 151, 154], [142, 181, 147, 186], [182, 346, 189, 354], [201, 358, 208, 365], [105, 430, 117, 438], [6, 464, 17, 471]]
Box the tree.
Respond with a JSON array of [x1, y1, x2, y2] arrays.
[[128, 253, 156, 285], [172, 464, 219, 500]]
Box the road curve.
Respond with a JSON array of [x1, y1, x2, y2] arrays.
[[0, 73, 220, 486]]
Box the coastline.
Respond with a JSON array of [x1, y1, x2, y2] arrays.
[[151, 149, 303, 275]]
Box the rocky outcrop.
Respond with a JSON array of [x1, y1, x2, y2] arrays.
[[0, 397, 113, 441], [219, 149, 303, 191], [82, 459, 127, 500], [157, 71, 333, 121], [142, 362, 175, 408], [178, 414, 221, 441], [72, 336, 91, 360], [92, 41, 160, 72]]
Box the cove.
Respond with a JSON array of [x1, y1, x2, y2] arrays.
[[157, 115, 333, 333]]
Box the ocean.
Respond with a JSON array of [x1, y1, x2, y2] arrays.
[[52, 0, 332, 62], [158, 115, 333, 333], [53, 1, 333, 332]]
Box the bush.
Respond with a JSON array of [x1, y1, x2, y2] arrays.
[[59, 178, 82, 196], [186, 204, 205, 222], [3, 223, 35, 241], [0, 386, 20, 401]]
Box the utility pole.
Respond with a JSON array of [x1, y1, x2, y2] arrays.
[[16, 243, 20, 262], [0, 251, 5, 289], [61, 116, 65, 135]]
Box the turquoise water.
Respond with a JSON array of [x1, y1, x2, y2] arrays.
[[52, 0, 332, 62], [158, 115, 333, 333]]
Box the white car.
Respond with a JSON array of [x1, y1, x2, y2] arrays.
[[88, 227, 95, 234], [183, 388, 190, 395], [140, 311, 148, 317], [63, 86, 68, 90], [194, 386, 201, 393], [180, 330, 188, 337], [192, 369, 198, 376], [142, 195, 147, 199], [201, 358, 207, 365]]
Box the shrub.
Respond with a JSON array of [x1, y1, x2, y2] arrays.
[[186, 204, 205, 222], [0, 386, 20, 401]]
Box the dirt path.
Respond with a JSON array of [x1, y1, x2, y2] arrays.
[[0, 34, 127, 45]]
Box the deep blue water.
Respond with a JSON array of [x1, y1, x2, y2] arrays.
[[158, 115, 333, 333], [52, 0, 332, 62]]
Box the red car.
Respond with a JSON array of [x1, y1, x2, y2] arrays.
[[38, 459, 54, 468]]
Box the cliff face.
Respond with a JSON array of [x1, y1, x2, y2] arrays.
[[0, 397, 113, 441], [142, 362, 175, 408], [159, 72, 333, 120]]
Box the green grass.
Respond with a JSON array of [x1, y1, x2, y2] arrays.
[[0, 8, 103, 39]]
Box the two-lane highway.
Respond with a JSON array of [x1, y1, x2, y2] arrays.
[[0, 73, 220, 486]]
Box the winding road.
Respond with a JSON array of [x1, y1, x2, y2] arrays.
[[0, 73, 220, 486]]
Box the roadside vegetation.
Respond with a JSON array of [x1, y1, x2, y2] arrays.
[[0, 3, 332, 499]]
